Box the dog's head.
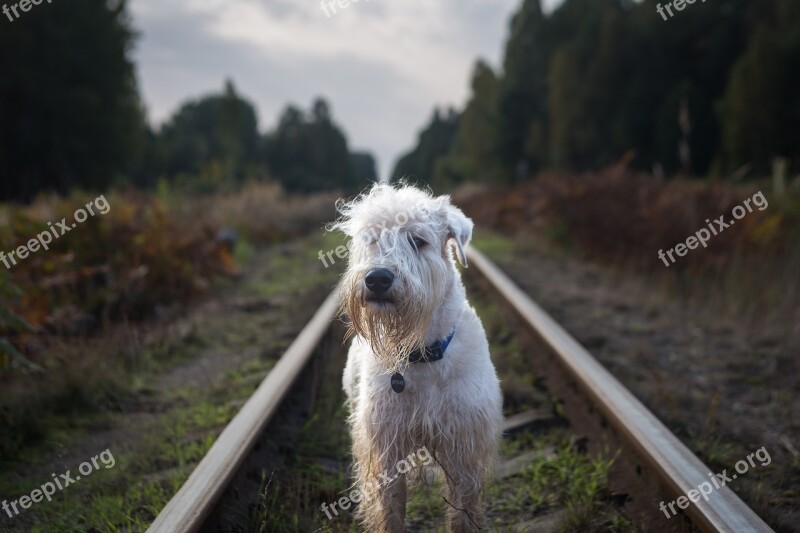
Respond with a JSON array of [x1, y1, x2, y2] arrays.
[[330, 183, 473, 369]]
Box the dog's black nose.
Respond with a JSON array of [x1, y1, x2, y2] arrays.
[[365, 268, 394, 295]]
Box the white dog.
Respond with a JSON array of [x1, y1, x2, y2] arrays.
[[331, 183, 503, 532]]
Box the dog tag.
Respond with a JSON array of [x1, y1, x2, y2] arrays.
[[390, 372, 405, 393]]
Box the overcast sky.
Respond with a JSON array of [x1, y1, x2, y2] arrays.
[[130, 0, 562, 179]]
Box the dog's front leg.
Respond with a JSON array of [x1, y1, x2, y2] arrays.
[[352, 430, 408, 532], [359, 469, 407, 532], [439, 439, 495, 532], [443, 474, 485, 533]]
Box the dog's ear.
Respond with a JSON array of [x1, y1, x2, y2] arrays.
[[446, 205, 473, 267]]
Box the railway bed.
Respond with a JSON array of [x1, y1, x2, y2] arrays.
[[147, 248, 772, 533]]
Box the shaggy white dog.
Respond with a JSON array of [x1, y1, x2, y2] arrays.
[[331, 183, 503, 532]]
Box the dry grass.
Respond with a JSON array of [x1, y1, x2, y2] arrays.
[[457, 166, 794, 268], [182, 181, 340, 243]]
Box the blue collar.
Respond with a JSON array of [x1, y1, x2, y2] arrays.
[[407, 328, 456, 363]]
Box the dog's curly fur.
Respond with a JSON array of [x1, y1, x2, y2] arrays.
[[332, 183, 503, 532]]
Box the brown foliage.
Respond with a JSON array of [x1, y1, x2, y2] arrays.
[[457, 167, 789, 270], [0, 183, 339, 375]]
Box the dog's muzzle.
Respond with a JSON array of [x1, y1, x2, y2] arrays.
[[364, 268, 394, 300]]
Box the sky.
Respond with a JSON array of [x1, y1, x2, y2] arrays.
[[130, 0, 563, 180]]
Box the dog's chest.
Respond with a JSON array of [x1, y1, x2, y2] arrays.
[[369, 364, 465, 423]]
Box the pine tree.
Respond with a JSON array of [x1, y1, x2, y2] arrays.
[[0, 0, 144, 201]]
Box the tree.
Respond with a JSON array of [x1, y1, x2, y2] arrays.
[[718, 0, 800, 173], [432, 61, 500, 189], [351, 152, 379, 184], [495, 0, 550, 179], [391, 108, 460, 184], [0, 0, 144, 201], [401, 0, 777, 181], [265, 98, 368, 192], [159, 80, 260, 187]]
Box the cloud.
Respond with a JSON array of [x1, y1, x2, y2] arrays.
[[130, 0, 560, 178]]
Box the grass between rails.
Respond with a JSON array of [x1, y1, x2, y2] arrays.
[[251, 339, 352, 533], [0, 232, 342, 531], [466, 270, 632, 532]]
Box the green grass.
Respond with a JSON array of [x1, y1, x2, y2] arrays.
[[3, 349, 271, 531], [466, 271, 633, 532], [246, 240, 342, 298], [247, 336, 353, 532], [471, 231, 516, 261], [491, 434, 615, 513]]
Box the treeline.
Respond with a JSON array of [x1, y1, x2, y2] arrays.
[[393, 0, 800, 188], [136, 82, 376, 194], [0, 0, 375, 202]]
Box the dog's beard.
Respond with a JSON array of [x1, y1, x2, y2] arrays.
[[341, 267, 446, 374]]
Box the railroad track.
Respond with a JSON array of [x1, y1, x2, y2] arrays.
[[147, 247, 773, 533]]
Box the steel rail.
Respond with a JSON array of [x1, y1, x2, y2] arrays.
[[147, 290, 340, 533], [466, 246, 772, 533]]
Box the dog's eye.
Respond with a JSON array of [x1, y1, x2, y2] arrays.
[[409, 236, 428, 250]]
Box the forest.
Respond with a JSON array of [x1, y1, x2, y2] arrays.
[[0, 1, 375, 201], [395, 0, 800, 189]]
